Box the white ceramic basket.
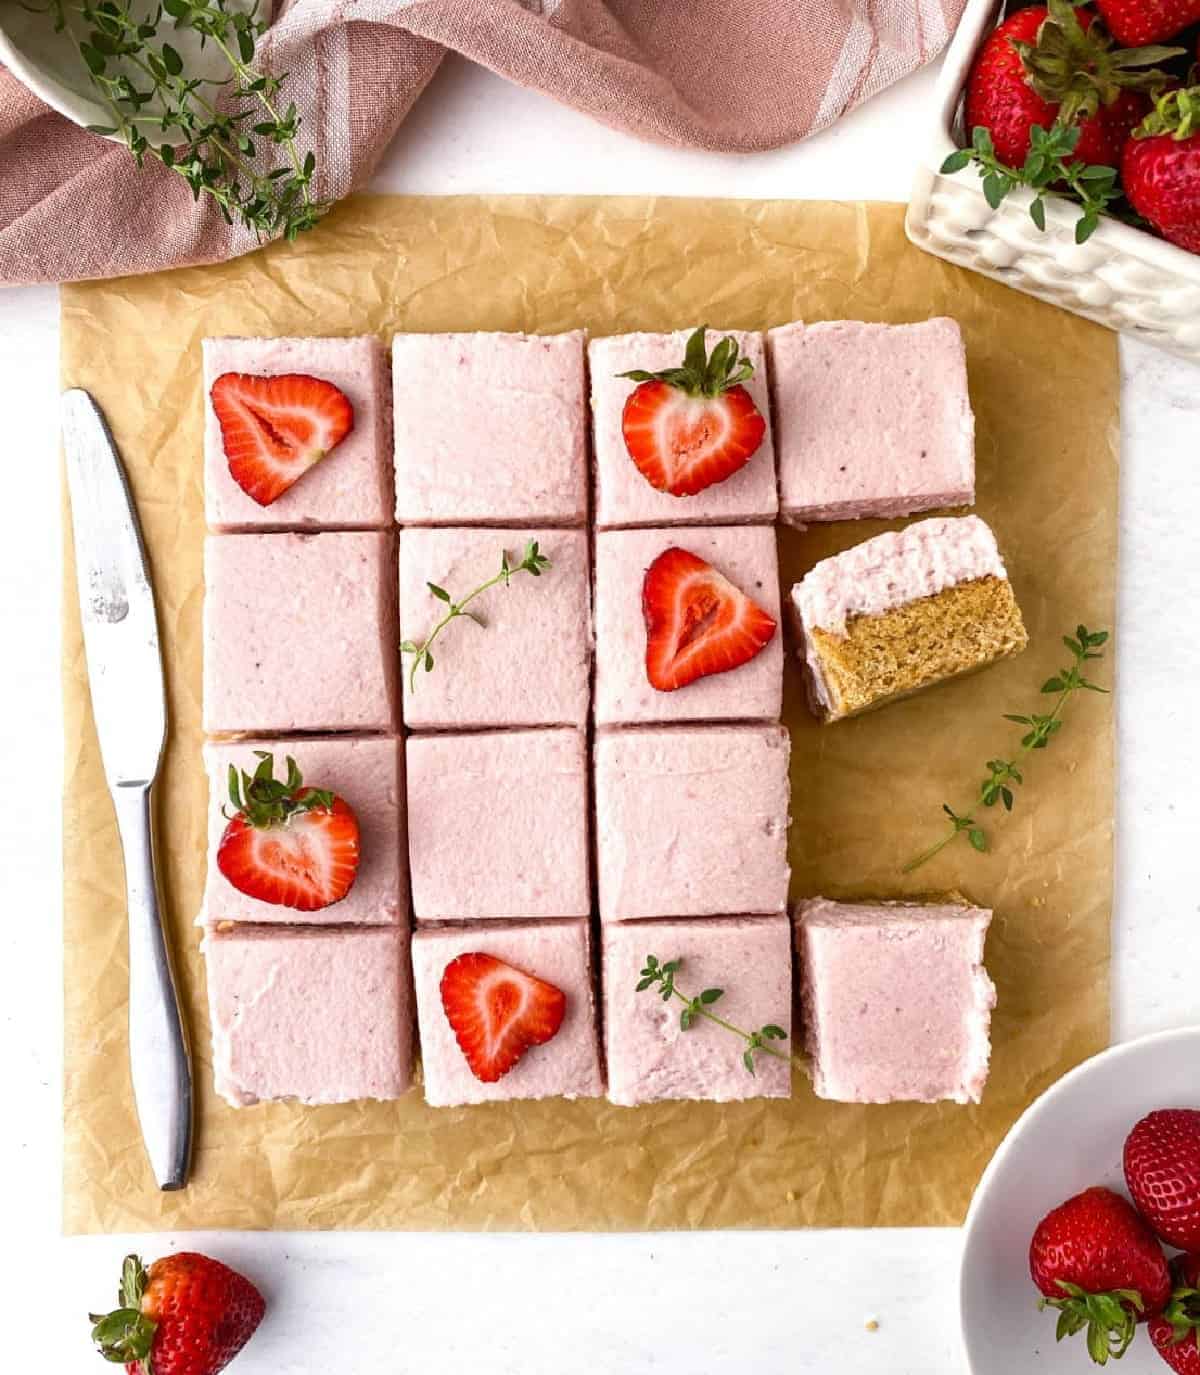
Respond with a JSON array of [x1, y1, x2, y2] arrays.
[[906, 0, 1200, 361]]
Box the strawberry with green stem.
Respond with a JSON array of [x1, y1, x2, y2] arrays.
[[1151, 1256, 1200, 1374], [1123, 87, 1200, 253]]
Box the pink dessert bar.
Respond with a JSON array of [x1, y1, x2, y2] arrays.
[[412, 918, 603, 1106], [406, 728, 590, 921], [201, 735, 407, 927], [594, 725, 790, 922], [203, 531, 398, 735], [205, 924, 413, 1106], [392, 331, 587, 526], [795, 897, 996, 1104], [593, 524, 782, 726], [203, 336, 392, 531], [766, 318, 975, 523], [588, 329, 778, 529], [603, 916, 792, 1104], [399, 527, 591, 730]]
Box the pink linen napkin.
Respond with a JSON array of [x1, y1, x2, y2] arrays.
[[0, 0, 965, 286]]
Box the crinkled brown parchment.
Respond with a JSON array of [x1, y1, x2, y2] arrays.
[[60, 197, 1116, 1234]]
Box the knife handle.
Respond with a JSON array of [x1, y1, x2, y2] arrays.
[[112, 783, 194, 1191]]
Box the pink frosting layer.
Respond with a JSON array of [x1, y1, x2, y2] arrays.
[[604, 916, 792, 1105], [795, 898, 995, 1105], [594, 725, 791, 922], [412, 919, 603, 1107], [205, 925, 413, 1107], [406, 728, 590, 921], [791, 515, 1007, 638], [392, 331, 587, 525], [766, 317, 974, 522]]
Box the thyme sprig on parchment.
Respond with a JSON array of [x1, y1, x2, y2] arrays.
[[637, 955, 792, 1076], [33, 0, 326, 240], [903, 625, 1109, 873], [401, 540, 551, 693]]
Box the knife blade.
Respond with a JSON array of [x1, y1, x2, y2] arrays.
[[62, 388, 193, 1191]]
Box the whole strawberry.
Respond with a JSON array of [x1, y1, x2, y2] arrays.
[[1123, 89, 1200, 253], [1126, 1109, 1200, 1249], [1094, 0, 1200, 46], [91, 1253, 265, 1375], [964, 0, 1180, 168], [1150, 1255, 1200, 1374], [1030, 1186, 1171, 1364]]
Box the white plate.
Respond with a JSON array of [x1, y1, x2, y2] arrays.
[[961, 1025, 1200, 1373]]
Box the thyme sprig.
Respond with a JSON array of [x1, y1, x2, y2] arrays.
[[34, 0, 326, 241], [401, 540, 551, 693], [903, 625, 1109, 873], [942, 124, 1123, 244], [637, 955, 792, 1076]]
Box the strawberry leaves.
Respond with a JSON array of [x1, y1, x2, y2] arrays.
[[619, 325, 756, 398], [225, 752, 333, 830], [1040, 1280, 1143, 1366]]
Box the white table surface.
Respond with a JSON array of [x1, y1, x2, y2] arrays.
[[3, 50, 1198, 1375]]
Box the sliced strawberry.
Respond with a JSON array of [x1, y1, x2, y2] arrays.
[[619, 326, 766, 497], [216, 752, 359, 911], [440, 953, 566, 1083], [211, 372, 354, 507], [642, 546, 777, 692]]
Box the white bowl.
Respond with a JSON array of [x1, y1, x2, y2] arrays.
[[0, 0, 263, 146], [906, 0, 1200, 362], [961, 1025, 1200, 1373]]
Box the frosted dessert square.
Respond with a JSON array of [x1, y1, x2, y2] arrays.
[[205, 925, 413, 1106], [603, 916, 792, 1105], [766, 318, 975, 524], [795, 897, 996, 1104], [790, 515, 1027, 722], [203, 531, 399, 735], [203, 335, 391, 531], [406, 728, 590, 921], [594, 725, 790, 922], [399, 527, 591, 730], [589, 329, 777, 529], [412, 919, 603, 1106], [201, 735, 407, 927], [593, 524, 782, 727], [392, 331, 587, 526]]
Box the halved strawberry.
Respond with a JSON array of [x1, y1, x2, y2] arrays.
[[439, 953, 566, 1083], [216, 752, 360, 911], [642, 546, 777, 692], [211, 372, 354, 507], [619, 326, 766, 497]]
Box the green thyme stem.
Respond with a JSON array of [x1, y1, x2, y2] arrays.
[[636, 956, 797, 1076], [902, 625, 1109, 874], [402, 541, 551, 693]]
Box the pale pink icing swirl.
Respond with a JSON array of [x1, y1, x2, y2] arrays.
[[791, 515, 1007, 637]]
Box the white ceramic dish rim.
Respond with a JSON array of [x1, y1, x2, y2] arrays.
[[930, 0, 1200, 286], [959, 1023, 1200, 1374]]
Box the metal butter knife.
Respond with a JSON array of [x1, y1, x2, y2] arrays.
[[61, 389, 193, 1192]]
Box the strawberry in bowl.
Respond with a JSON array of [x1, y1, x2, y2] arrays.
[[217, 751, 360, 912], [618, 325, 767, 498], [1123, 89, 1200, 254]]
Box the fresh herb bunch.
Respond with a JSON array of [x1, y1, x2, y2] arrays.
[[402, 540, 551, 692], [34, 0, 325, 241], [903, 625, 1109, 873], [636, 955, 791, 1076], [224, 750, 333, 827], [942, 125, 1122, 244]]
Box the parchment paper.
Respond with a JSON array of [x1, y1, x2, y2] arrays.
[[60, 197, 1117, 1234]]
